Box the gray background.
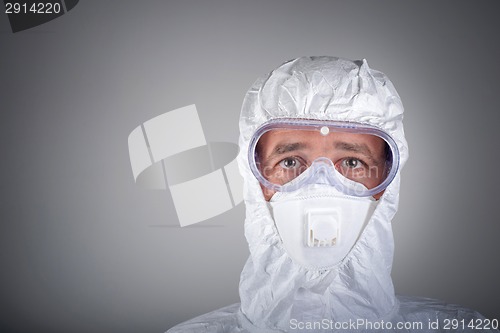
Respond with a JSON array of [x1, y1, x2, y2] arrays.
[[1, 1, 499, 332]]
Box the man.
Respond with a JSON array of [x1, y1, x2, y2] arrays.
[[168, 57, 494, 332]]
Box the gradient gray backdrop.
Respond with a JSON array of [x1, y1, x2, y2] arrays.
[[1, 1, 499, 332]]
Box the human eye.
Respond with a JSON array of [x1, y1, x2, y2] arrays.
[[335, 157, 371, 180], [278, 157, 303, 169], [340, 157, 365, 170], [266, 156, 307, 185]]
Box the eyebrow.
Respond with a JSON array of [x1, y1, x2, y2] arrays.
[[334, 141, 377, 163], [266, 142, 308, 160]]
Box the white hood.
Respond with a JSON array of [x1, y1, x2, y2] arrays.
[[237, 56, 409, 331]]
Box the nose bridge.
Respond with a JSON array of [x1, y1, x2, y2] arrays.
[[311, 157, 334, 169], [309, 157, 337, 185]]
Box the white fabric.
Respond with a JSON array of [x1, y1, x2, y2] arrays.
[[167, 57, 495, 332]]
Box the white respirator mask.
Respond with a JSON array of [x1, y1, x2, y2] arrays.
[[269, 183, 378, 270]]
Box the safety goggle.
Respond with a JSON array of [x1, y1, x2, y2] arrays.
[[248, 119, 400, 197]]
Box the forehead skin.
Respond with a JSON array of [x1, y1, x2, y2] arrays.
[[256, 129, 387, 201]]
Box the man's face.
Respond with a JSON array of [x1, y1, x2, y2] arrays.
[[256, 130, 388, 201]]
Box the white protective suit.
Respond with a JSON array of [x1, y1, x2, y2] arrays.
[[167, 57, 496, 332]]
